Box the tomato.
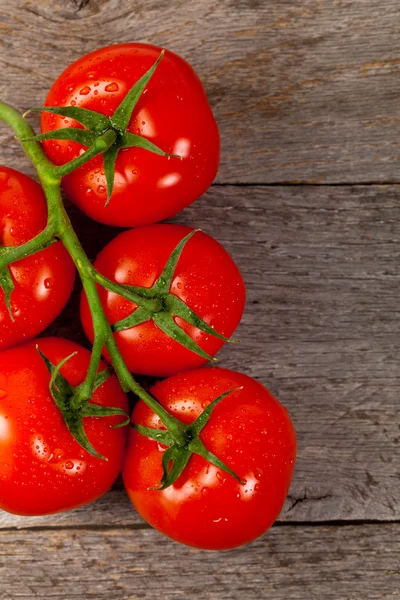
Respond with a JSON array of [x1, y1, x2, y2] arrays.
[[80, 225, 246, 377], [123, 368, 296, 550], [41, 43, 220, 227], [0, 337, 128, 516], [0, 167, 75, 350]]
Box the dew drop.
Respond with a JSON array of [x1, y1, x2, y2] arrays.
[[216, 472, 226, 484], [70, 100, 76, 106], [79, 86, 91, 96], [254, 467, 263, 480], [105, 82, 119, 93], [65, 461, 74, 470], [97, 185, 106, 194], [44, 277, 53, 290], [11, 305, 21, 317]]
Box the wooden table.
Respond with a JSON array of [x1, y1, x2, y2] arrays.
[[0, 1, 399, 598]]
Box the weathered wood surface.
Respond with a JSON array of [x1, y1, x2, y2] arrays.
[[1, 0, 400, 596], [0, 524, 398, 600], [1, 0, 400, 183], [1, 184, 399, 529]]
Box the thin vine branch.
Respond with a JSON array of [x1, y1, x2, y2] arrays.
[[0, 101, 185, 441]]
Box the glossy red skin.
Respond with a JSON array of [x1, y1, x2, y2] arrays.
[[41, 43, 220, 227], [123, 368, 296, 550], [80, 225, 246, 377], [0, 167, 75, 350], [0, 337, 129, 516]]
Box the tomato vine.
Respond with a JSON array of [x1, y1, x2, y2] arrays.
[[0, 55, 241, 487]]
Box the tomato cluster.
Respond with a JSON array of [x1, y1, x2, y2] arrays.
[[0, 44, 296, 550]]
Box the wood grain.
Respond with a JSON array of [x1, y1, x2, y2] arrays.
[[1, 0, 400, 183], [0, 524, 398, 599], [1, 184, 399, 528]]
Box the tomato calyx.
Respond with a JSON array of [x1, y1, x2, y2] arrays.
[[134, 387, 245, 490], [95, 229, 238, 362], [22, 51, 180, 204], [37, 347, 129, 460]]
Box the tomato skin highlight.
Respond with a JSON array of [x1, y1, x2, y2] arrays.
[[123, 368, 296, 550], [80, 224, 246, 377], [41, 43, 220, 227], [0, 338, 129, 516], [0, 167, 75, 350]]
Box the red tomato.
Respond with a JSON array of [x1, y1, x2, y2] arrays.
[[41, 43, 220, 227], [0, 337, 128, 516], [0, 167, 75, 350], [80, 225, 246, 377], [123, 368, 296, 550]]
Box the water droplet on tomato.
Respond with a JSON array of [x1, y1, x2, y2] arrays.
[[216, 472, 226, 484], [65, 461, 74, 470], [105, 82, 119, 93], [44, 277, 53, 289], [254, 467, 263, 480], [71, 100, 76, 106], [97, 185, 106, 194], [79, 86, 91, 96], [11, 305, 21, 317]]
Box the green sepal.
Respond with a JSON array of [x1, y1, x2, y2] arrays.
[[103, 144, 120, 205], [152, 229, 198, 295], [188, 437, 244, 484], [81, 403, 130, 428], [21, 128, 97, 147], [188, 388, 243, 436], [111, 51, 165, 132], [74, 366, 114, 395], [158, 445, 191, 490], [165, 294, 232, 342], [37, 348, 129, 460], [24, 106, 110, 132], [120, 131, 178, 158], [0, 266, 15, 321], [152, 310, 217, 362], [112, 306, 152, 333], [134, 424, 176, 447]]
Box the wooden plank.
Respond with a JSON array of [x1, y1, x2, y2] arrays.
[[1, 184, 399, 528], [0, 524, 398, 599], [1, 1, 400, 183]]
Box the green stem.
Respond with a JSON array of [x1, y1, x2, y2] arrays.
[[72, 329, 105, 407], [93, 271, 162, 313], [54, 129, 117, 177], [0, 227, 56, 269], [0, 103, 55, 177], [0, 101, 185, 444]]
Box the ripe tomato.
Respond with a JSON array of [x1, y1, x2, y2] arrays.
[[0, 337, 128, 516], [0, 167, 75, 350], [123, 368, 296, 550], [41, 43, 220, 227], [80, 225, 246, 377]]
